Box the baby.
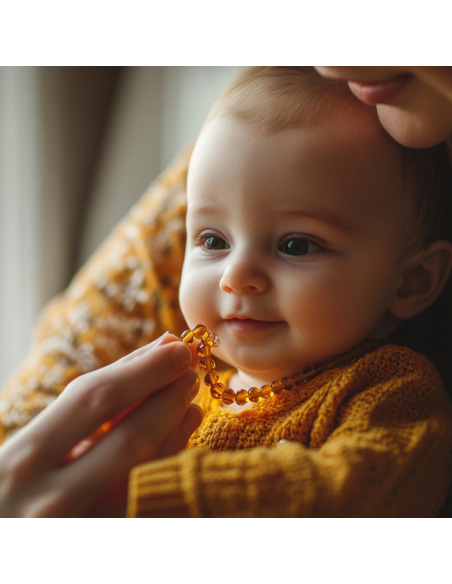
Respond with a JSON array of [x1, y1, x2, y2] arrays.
[[180, 67, 452, 396], [133, 67, 452, 517], [3, 67, 452, 518]]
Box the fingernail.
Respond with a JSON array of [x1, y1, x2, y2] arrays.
[[117, 333, 169, 364], [185, 369, 200, 397], [150, 332, 169, 349], [171, 342, 192, 370]]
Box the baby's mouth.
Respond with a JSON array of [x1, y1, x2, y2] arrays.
[[225, 317, 283, 334]]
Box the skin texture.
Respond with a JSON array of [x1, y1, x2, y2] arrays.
[[315, 67, 452, 148], [0, 334, 203, 517], [179, 112, 452, 392]]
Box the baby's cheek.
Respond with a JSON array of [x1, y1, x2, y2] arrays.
[[179, 267, 198, 327], [286, 279, 359, 346], [179, 258, 216, 329]]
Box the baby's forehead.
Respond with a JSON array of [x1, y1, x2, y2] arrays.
[[187, 111, 412, 246], [190, 109, 406, 200]]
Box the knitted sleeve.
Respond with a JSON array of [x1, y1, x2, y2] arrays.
[[127, 362, 452, 518], [0, 149, 191, 444]]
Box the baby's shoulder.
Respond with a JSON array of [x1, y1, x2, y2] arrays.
[[351, 342, 441, 384], [334, 343, 450, 418]]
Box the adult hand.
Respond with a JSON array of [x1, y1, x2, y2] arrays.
[[0, 333, 203, 517]]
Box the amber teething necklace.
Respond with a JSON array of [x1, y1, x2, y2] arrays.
[[180, 324, 381, 407]]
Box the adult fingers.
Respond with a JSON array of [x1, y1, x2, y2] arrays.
[[154, 403, 204, 460], [54, 369, 200, 515], [85, 480, 129, 518], [85, 401, 203, 518], [86, 404, 204, 517], [25, 334, 194, 467]]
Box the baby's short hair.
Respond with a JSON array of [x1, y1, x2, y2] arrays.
[[206, 66, 452, 251], [206, 66, 364, 132]]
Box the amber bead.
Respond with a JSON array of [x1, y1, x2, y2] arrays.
[[236, 389, 249, 406], [204, 371, 219, 386], [222, 388, 236, 405], [261, 384, 274, 399], [197, 343, 212, 358], [303, 366, 316, 381], [199, 357, 215, 372], [201, 331, 220, 347], [292, 372, 305, 385], [281, 377, 295, 390], [249, 387, 262, 402], [180, 329, 195, 344], [271, 380, 284, 395], [211, 383, 225, 399], [193, 324, 207, 339], [177, 322, 376, 408]]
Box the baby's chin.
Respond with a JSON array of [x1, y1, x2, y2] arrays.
[[217, 347, 304, 387]]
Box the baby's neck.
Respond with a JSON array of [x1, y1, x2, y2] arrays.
[[222, 336, 385, 413], [228, 371, 270, 393]]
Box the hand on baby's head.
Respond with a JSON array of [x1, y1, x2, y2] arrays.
[[179, 67, 452, 393]]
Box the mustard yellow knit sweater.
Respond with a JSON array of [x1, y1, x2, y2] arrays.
[[127, 345, 452, 517], [1, 149, 452, 517]]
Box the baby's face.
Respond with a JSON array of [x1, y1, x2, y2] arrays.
[[180, 110, 410, 387]]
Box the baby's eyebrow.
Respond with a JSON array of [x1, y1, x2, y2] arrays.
[[188, 205, 352, 233], [187, 205, 220, 218], [278, 209, 352, 232]]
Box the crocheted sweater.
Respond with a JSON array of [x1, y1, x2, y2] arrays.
[[1, 149, 452, 517]]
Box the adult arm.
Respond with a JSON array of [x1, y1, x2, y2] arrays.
[[0, 334, 203, 517]]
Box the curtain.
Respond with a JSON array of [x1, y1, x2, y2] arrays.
[[0, 66, 242, 387]]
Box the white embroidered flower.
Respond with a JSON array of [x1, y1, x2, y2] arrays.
[[126, 256, 139, 270], [40, 336, 100, 373], [68, 303, 92, 334], [77, 343, 99, 373], [136, 290, 149, 304], [125, 224, 139, 240], [66, 279, 85, 300], [105, 283, 119, 298], [96, 314, 144, 345], [96, 333, 121, 357], [142, 319, 156, 337], [27, 378, 39, 390]]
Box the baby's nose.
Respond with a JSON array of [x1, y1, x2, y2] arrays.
[[219, 255, 270, 294]]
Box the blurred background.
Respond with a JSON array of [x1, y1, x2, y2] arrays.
[[0, 66, 243, 387]]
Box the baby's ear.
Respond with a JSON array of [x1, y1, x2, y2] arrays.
[[390, 240, 452, 319]]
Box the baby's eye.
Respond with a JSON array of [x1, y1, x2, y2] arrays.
[[279, 238, 320, 256], [204, 236, 229, 250]]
